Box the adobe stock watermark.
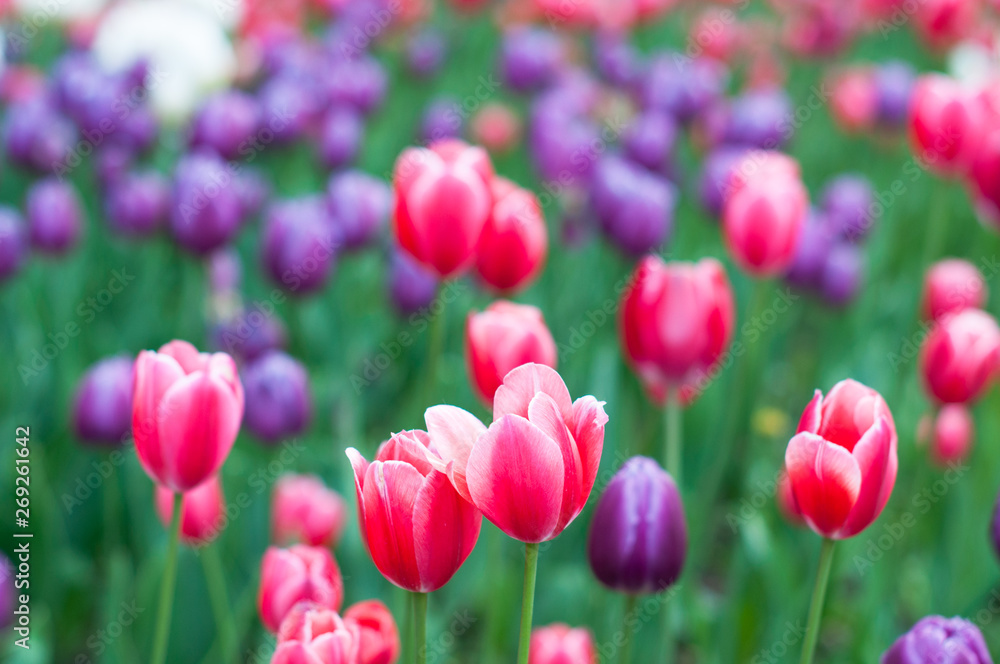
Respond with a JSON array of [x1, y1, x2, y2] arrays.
[[593, 586, 680, 662], [73, 600, 144, 663], [750, 620, 806, 664], [422, 609, 477, 663], [725, 470, 786, 532]]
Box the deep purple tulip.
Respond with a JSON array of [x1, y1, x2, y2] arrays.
[[170, 152, 246, 255], [261, 196, 338, 294], [325, 55, 386, 115], [26, 178, 83, 254], [72, 355, 133, 446], [785, 211, 836, 289], [882, 616, 992, 664], [721, 88, 794, 150], [623, 110, 677, 173], [0, 207, 28, 281], [51, 52, 128, 138], [698, 147, 747, 218], [820, 242, 863, 306], [3, 97, 77, 173], [821, 174, 874, 240], [587, 457, 687, 594], [530, 85, 601, 184], [325, 171, 390, 249], [641, 55, 727, 124], [0, 554, 12, 630], [319, 105, 363, 170], [420, 98, 462, 144], [388, 247, 438, 315], [242, 350, 312, 444], [591, 154, 675, 255], [106, 171, 170, 237], [500, 27, 565, 93], [593, 33, 644, 89], [407, 30, 446, 77], [212, 306, 288, 362], [876, 60, 916, 129], [190, 91, 262, 161]]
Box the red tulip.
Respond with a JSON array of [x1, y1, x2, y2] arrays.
[[474, 177, 548, 293], [619, 255, 735, 405], [909, 74, 984, 177], [132, 340, 244, 493], [344, 600, 401, 664], [393, 139, 494, 278], [259, 545, 344, 632], [346, 430, 482, 593], [425, 364, 608, 543], [529, 624, 597, 664], [920, 308, 1000, 404], [785, 379, 898, 539], [466, 301, 558, 406], [272, 474, 348, 548], [930, 404, 974, 466], [154, 474, 224, 546], [723, 151, 808, 277], [922, 259, 987, 322], [272, 603, 360, 664]]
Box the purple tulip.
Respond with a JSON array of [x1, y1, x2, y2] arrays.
[[190, 91, 262, 161], [261, 196, 338, 294], [114, 105, 159, 154], [821, 174, 875, 241], [720, 87, 794, 150], [106, 171, 170, 237], [820, 242, 863, 306], [530, 84, 601, 184], [623, 110, 677, 173], [0, 554, 12, 630], [500, 27, 565, 93], [641, 55, 727, 124], [235, 168, 270, 218], [325, 55, 386, 115], [0, 207, 28, 281], [3, 97, 77, 173], [388, 247, 438, 315], [326, 171, 391, 249], [209, 248, 242, 294], [785, 211, 836, 289], [588, 456, 687, 594], [319, 105, 364, 170], [26, 178, 83, 254], [95, 145, 134, 190], [698, 147, 747, 218], [420, 98, 462, 144], [591, 154, 675, 255], [242, 350, 312, 444], [882, 616, 992, 664], [170, 151, 246, 255], [257, 76, 321, 144], [593, 33, 644, 89], [407, 30, 446, 77], [72, 355, 134, 447], [876, 60, 916, 129], [212, 306, 287, 362]]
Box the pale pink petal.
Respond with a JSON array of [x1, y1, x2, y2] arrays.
[[493, 363, 573, 422], [159, 339, 208, 374], [785, 432, 861, 538], [424, 405, 487, 501]]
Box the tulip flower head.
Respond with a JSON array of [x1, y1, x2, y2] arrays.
[[930, 404, 974, 466], [259, 545, 345, 632], [784, 379, 898, 539], [922, 259, 987, 322], [344, 600, 401, 664], [132, 340, 244, 493], [920, 308, 1000, 404], [272, 474, 348, 548], [882, 615, 992, 664], [72, 355, 134, 447], [908, 74, 984, 177], [154, 474, 224, 546], [474, 177, 548, 293], [243, 351, 312, 443], [272, 603, 360, 664], [529, 624, 597, 664]]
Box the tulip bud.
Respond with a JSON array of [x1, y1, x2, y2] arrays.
[[591, 154, 676, 256], [72, 355, 134, 447], [326, 171, 391, 250], [641, 55, 727, 124], [170, 152, 247, 255], [2, 97, 76, 173], [420, 98, 463, 144], [922, 259, 987, 322], [500, 27, 565, 92], [718, 88, 794, 150], [587, 457, 686, 594], [920, 308, 1000, 404], [623, 110, 677, 173], [344, 600, 401, 664], [319, 105, 363, 170], [242, 351, 312, 444], [875, 61, 916, 128], [407, 29, 446, 78], [470, 103, 522, 154], [821, 174, 874, 241], [913, 0, 979, 50], [474, 178, 548, 293], [106, 171, 170, 237], [930, 404, 974, 466], [96, 145, 134, 191], [190, 91, 262, 161], [259, 545, 345, 632], [155, 475, 224, 546], [970, 126, 1000, 228], [699, 147, 747, 218], [529, 624, 597, 664], [261, 197, 339, 294], [909, 74, 984, 177], [466, 302, 557, 405], [326, 56, 386, 116], [258, 76, 317, 145], [132, 340, 244, 493], [820, 242, 863, 307], [785, 212, 836, 290], [27, 178, 83, 254], [883, 615, 991, 664], [785, 379, 898, 539], [388, 248, 439, 315], [272, 474, 347, 548], [0, 207, 28, 282], [829, 69, 877, 133], [272, 604, 360, 664], [211, 306, 287, 363], [593, 33, 642, 88]]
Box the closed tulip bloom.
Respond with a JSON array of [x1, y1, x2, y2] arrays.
[[326, 171, 391, 250], [930, 404, 974, 466], [920, 309, 1000, 404], [719, 88, 795, 150], [272, 474, 347, 548], [259, 545, 345, 632], [190, 91, 261, 161], [388, 247, 439, 315], [26, 178, 83, 254], [785, 379, 898, 539], [132, 340, 244, 493], [72, 355, 134, 447], [272, 604, 360, 664], [407, 29, 446, 77], [785, 211, 837, 290], [529, 624, 597, 664], [154, 474, 224, 546], [425, 364, 608, 543], [882, 616, 992, 664], [830, 69, 877, 133], [243, 351, 312, 444], [346, 430, 482, 592], [909, 75, 984, 176], [970, 127, 1000, 227], [170, 152, 247, 255], [500, 27, 565, 92], [325, 56, 386, 116], [392, 140, 494, 278], [106, 171, 170, 237], [0, 207, 28, 282], [875, 61, 916, 128], [319, 105, 363, 170], [587, 457, 686, 594], [821, 174, 874, 240], [913, 0, 979, 49], [641, 55, 727, 124], [475, 178, 548, 293], [466, 302, 558, 405], [261, 197, 338, 294], [922, 259, 987, 321], [591, 154, 676, 256], [699, 147, 747, 217], [820, 242, 863, 307], [3, 97, 76, 173], [620, 256, 735, 404], [344, 600, 401, 664], [470, 103, 522, 154], [623, 110, 677, 172], [420, 98, 464, 144]]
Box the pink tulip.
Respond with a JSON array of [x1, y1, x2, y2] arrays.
[[259, 545, 344, 632], [930, 404, 974, 466], [344, 600, 401, 664], [785, 379, 898, 539], [426, 364, 608, 543], [470, 103, 522, 154], [830, 68, 877, 133], [922, 259, 987, 322], [920, 308, 1000, 404], [474, 177, 548, 294], [272, 474, 348, 548], [272, 603, 360, 664], [132, 340, 244, 493], [466, 301, 558, 406], [913, 0, 981, 50], [154, 474, 224, 546], [346, 430, 482, 593], [909, 74, 985, 177], [529, 624, 597, 664]]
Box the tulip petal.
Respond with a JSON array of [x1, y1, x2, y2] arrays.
[[528, 393, 582, 533], [838, 417, 896, 538], [361, 460, 423, 591], [796, 389, 822, 434], [493, 363, 573, 422], [132, 351, 185, 484], [571, 396, 608, 505], [159, 339, 208, 374], [377, 430, 435, 475], [424, 405, 486, 501], [786, 432, 861, 537], [467, 414, 565, 542], [412, 469, 482, 592]]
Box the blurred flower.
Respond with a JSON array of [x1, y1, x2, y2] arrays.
[[272, 603, 359, 664], [920, 308, 1000, 404], [821, 174, 874, 240], [259, 545, 344, 632], [500, 27, 565, 93], [820, 242, 863, 306], [909, 74, 984, 177], [698, 147, 747, 217], [346, 429, 482, 592], [190, 91, 261, 161], [0, 554, 12, 631], [343, 600, 401, 664], [592, 33, 643, 89], [641, 55, 727, 124], [830, 68, 877, 133], [326, 56, 386, 116], [623, 110, 677, 173], [72, 355, 133, 446], [2, 97, 76, 174], [261, 196, 338, 294], [882, 615, 992, 663], [243, 350, 312, 444], [785, 211, 836, 290], [387, 247, 439, 315], [529, 84, 601, 185], [715, 87, 794, 150], [132, 340, 244, 492], [922, 259, 987, 322], [875, 60, 916, 128], [930, 404, 974, 466], [319, 105, 363, 170], [591, 154, 676, 256], [326, 171, 390, 250], [529, 624, 597, 664], [470, 102, 522, 154], [212, 306, 288, 363], [0, 207, 28, 282], [913, 0, 981, 50], [170, 151, 247, 255], [154, 474, 224, 546], [419, 98, 463, 144], [785, 379, 898, 539], [106, 171, 170, 237], [969, 125, 1000, 228], [587, 457, 686, 594], [273, 474, 347, 548], [95, 144, 134, 190], [407, 29, 445, 78], [26, 178, 83, 255], [475, 178, 548, 293], [257, 75, 321, 144]]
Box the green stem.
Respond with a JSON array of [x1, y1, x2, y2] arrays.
[[421, 292, 446, 401], [664, 396, 682, 487], [920, 180, 950, 269], [620, 595, 637, 664], [151, 492, 183, 664], [200, 544, 236, 664], [412, 592, 428, 664], [799, 539, 836, 664], [517, 543, 540, 664]]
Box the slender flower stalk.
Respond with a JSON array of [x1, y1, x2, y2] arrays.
[[412, 592, 428, 664], [518, 543, 540, 664], [201, 544, 236, 664], [800, 539, 836, 664], [620, 595, 637, 664], [664, 395, 682, 487], [151, 493, 183, 664]]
